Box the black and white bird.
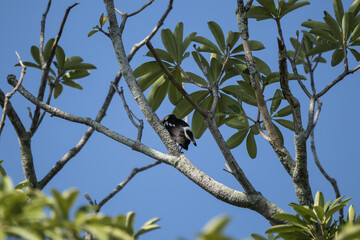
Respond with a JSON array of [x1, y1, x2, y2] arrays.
[[161, 114, 197, 151]]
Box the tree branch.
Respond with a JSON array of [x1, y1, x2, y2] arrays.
[[29, 2, 79, 136], [8, 74, 285, 221], [111, 83, 144, 142], [96, 161, 161, 211], [146, 41, 208, 117], [316, 64, 360, 98], [38, 1, 172, 189], [0, 52, 26, 135]]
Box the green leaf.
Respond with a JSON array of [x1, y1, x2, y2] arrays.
[[208, 21, 225, 52], [246, 131, 257, 159], [272, 213, 307, 227], [270, 89, 282, 115], [325, 203, 348, 221], [137, 71, 164, 92], [54, 83, 63, 99], [15, 180, 32, 189], [0, 160, 6, 177], [333, 0, 344, 25], [174, 22, 184, 59], [349, 48, 360, 61], [30, 46, 41, 65], [161, 28, 179, 63], [302, 20, 330, 31], [348, 205, 356, 223], [135, 217, 161, 239], [245, 6, 274, 20], [62, 79, 83, 90], [289, 203, 318, 222], [44, 38, 55, 62], [125, 211, 136, 235], [63, 69, 90, 80], [279, 1, 310, 19], [265, 224, 305, 234], [184, 72, 208, 86], [192, 36, 221, 54], [224, 114, 249, 129], [349, 0, 360, 15], [251, 233, 268, 240], [342, 12, 355, 41], [168, 70, 183, 105], [313, 205, 325, 222], [324, 11, 342, 41], [148, 76, 169, 111], [331, 48, 344, 66], [6, 226, 42, 240], [257, 0, 277, 16], [314, 191, 325, 207], [274, 119, 295, 131], [15, 61, 41, 70], [350, 23, 360, 42], [182, 32, 197, 57], [55, 46, 66, 70], [192, 95, 213, 138], [232, 40, 265, 53], [63, 56, 83, 71], [134, 61, 162, 77], [146, 49, 174, 63], [273, 105, 292, 117], [273, 122, 284, 145], [226, 128, 249, 149], [172, 90, 209, 118], [88, 30, 98, 37]]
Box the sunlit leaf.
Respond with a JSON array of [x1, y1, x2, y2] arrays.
[[30, 46, 41, 65], [245, 6, 274, 20], [172, 90, 209, 118], [44, 38, 55, 63], [54, 82, 63, 99], [274, 119, 295, 131], [161, 28, 179, 62], [270, 89, 282, 115], [148, 76, 169, 111]]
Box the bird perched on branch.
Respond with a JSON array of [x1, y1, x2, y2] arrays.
[[161, 114, 197, 151]]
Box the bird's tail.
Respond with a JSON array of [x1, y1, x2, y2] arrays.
[[192, 139, 197, 146]]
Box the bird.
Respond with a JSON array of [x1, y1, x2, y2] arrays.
[[161, 114, 197, 151]]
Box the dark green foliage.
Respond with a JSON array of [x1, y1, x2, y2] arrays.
[[15, 39, 96, 98]]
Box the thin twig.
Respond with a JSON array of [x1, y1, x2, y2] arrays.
[[146, 41, 207, 117], [128, 0, 154, 17], [310, 130, 342, 220], [0, 52, 27, 135], [176, 65, 208, 89], [128, 0, 173, 60], [39, 0, 52, 66], [111, 82, 144, 141], [29, 2, 79, 136], [96, 161, 161, 211], [317, 64, 360, 98]]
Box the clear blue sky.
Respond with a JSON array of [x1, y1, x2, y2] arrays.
[[1, 0, 360, 239]]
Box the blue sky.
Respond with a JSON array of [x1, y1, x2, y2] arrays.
[[1, 0, 360, 239]]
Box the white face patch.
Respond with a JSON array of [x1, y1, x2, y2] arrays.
[[183, 126, 192, 140]]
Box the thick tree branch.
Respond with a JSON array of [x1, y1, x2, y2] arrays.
[[29, 2, 79, 136], [236, 2, 296, 178], [0, 78, 38, 188], [8, 74, 284, 221]]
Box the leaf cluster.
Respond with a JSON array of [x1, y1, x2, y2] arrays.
[[302, 0, 360, 66], [15, 38, 96, 98], [264, 191, 360, 240], [0, 162, 159, 240]]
